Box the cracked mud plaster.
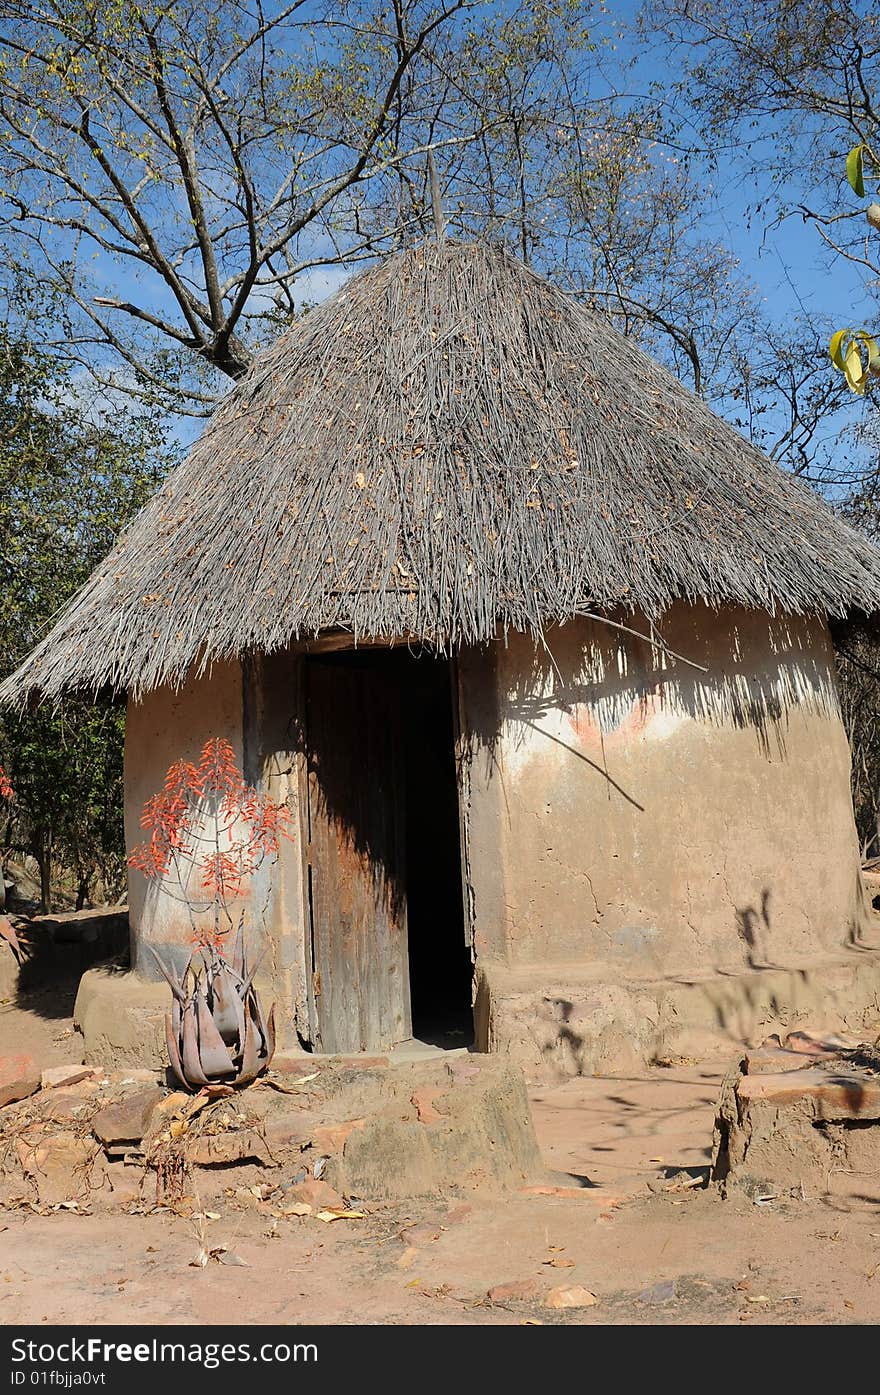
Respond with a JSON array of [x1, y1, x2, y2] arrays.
[[471, 604, 867, 976]]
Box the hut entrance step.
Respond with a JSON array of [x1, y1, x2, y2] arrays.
[[300, 649, 472, 1055]]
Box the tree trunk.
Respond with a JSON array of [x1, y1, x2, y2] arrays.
[[75, 873, 90, 912], [0, 816, 11, 912], [36, 832, 52, 915]]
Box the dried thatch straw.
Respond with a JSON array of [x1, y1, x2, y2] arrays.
[[4, 238, 880, 703]]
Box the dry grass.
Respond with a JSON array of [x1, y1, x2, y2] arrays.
[[5, 238, 880, 702]]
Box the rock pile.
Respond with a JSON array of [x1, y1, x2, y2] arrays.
[[0, 1051, 541, 1216]]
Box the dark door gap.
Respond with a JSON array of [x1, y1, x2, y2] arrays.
[[303, 647, 472, 1052]]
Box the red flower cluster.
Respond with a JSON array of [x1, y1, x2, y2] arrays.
[[128, 737, 291, 945], [0, 766, 12, 803]]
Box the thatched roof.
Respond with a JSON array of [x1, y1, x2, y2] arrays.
[[5, 238, 880, 702]]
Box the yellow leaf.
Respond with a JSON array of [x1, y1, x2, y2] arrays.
[[863, 333, 880, 372], [830, 328, 880, 392], [829, 328, 851, 370], [845, 341, 867, 394], [315, 1208, 367, 1222]]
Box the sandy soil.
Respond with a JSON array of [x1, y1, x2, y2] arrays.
[[2, 987, 880, 1327]]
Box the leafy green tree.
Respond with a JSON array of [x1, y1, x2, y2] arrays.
[[0, 306, 173, 910]]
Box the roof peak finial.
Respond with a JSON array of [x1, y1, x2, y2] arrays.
[[427, 149, 445, 243]]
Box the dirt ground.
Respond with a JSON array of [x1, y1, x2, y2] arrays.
[[3, 985, 880, 1327]]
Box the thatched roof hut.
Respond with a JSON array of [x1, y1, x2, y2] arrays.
[[3, 238, 880, 704], [12, 239, 880, 1074]]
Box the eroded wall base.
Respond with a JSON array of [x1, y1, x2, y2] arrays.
[[474, 948, 880, 1081], [76, 945, 880, 1080], [74, 967, 168, 1070]]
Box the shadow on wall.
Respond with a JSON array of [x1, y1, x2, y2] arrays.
[[735, 887, 774, 969], [468, 604, 842, 765], [532, 919, 880, 1076]]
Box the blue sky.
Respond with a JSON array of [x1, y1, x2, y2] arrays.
[[610, 0, 871, 328]]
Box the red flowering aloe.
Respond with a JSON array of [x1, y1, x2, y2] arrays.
[[129, 737, 290, 951], [0, 766, 12, 803], [129, 739, 290, 1088]]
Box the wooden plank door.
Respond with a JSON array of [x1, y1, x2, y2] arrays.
[[302, 657, 411, 1053]]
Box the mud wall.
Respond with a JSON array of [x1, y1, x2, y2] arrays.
[[242, 649, 307, 1049], [458, 603, 868, 978], [124, 605, 869, 1055], [125, 659, 244, 978], [124, 653, 304, 1048]]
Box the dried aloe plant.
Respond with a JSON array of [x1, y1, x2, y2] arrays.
[[129, 738, 287, 1089], [152, 928, 275, 1090]]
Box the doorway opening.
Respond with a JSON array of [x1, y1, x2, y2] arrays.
[[300, 646, 473, 1053], [398, 652, 473, 1048]]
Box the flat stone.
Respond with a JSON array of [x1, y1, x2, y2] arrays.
[[312, 1119, 366, 1154], [487, 1278, 540, 1303], [40, 1064, 93, 1091], [0, 1053, 40, 1108], [411, 1087, 443, 1124], [637, 1279, 677, 1305], [273, 1053, 389, 1073], [447, 1060, 483, 1081], [153, 1091, 191, 1117], [17, 1130, 98, 1205], [737, 1069, 880, 1117], [286, 1176, 346, 1210], [186, 1131, 274, 1167], [263, 1113, 320, 1151], [545, 1285, 598, 1310], [744, 1044, 813, 1075], [36, 1091, 90, 1123], [104, 1163, 145, 1207], [60, 1080, 100, 1098], [91, 1086, 165, 1145]]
